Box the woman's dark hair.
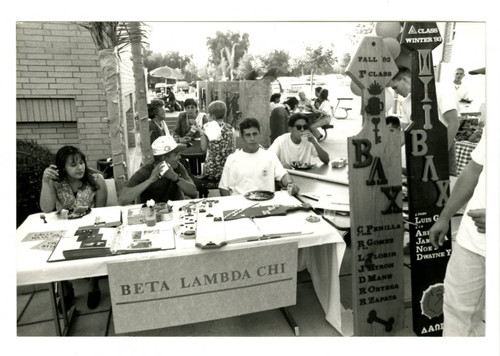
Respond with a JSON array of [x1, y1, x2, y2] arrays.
[[284, 97, 299, 110], [319, 88, 329, 101], [288, 113, 308, 127], [239, 117, 260, 134], [270, 93, 281, 102], [55, 146, 99, 191], [183, 98, 197, 108], [148, 99, 165, 119]]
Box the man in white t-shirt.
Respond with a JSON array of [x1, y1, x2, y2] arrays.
[[452, 67, 472, 115], [219, 118, 300, 196], [268, 113, 330, 168], [429, 133, 486, 336], [389, 67, 460, 176]]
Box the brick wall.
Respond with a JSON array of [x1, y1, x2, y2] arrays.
[[16, 21, 137, 170], [16, 122, 79, 156]]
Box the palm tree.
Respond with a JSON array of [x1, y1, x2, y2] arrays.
[[126, 22, 153, 165], [79, 22, 133, 191]]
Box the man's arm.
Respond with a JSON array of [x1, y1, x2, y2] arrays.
[[307, 135, 330, 164], [171, 164, 198, 199], [93, 173, 108, 208], [218, 155, 232, 196], [428, 159, 483, 248], [280, 173, 300, 196], [119, 165, 163, 205]]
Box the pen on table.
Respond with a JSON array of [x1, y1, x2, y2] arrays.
[[299, 193, 319, 201]]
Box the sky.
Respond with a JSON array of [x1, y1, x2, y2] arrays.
[[146, 21, 361, 67], [145, 21, 486, 74]]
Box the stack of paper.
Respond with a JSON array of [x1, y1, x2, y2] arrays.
[[224, 218, 262, 243]]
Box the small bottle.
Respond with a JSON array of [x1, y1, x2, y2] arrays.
[[145, 207, 156, 227]]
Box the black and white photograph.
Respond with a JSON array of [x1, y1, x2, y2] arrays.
[[6, 1, 499, 355]]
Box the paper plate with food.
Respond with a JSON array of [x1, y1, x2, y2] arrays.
[[58, 206, 91, 219], [290, 161, 314, 170], [244, 190, 275, 201]]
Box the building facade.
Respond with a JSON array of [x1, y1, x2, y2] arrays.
[[16, 21, 136, 170]]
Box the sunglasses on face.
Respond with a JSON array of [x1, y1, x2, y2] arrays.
[[295, 124, 309, 130]]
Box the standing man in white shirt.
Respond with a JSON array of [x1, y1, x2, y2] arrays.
[[452, 67, 472, 115], [389, 67, 460, 176], [219, 117, 300, 196], [428, 133, 486, 336]]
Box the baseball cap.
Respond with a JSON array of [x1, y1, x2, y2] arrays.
[[151, 135, 187, 156]]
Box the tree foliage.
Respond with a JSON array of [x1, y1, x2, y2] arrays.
[[339, 52, 352, 73], [346, 22, 375, 47], [260, 49, 291, 74], [143, 50, 192, 72], [78, 21, 148, 56], [304, 45, 337, 75], [17, 139, 55, 227], [234, 53, 262, 80], [206, 31, 250, 80]]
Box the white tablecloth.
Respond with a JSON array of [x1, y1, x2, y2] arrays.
[[16, 191, 347, 334]]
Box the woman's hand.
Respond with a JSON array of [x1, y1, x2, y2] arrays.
[[43, 164, 59, 183]]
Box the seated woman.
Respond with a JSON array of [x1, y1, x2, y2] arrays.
[[173, 98, 208, 144], [40, 146, 107, 310], [268, 113, 330, 169], [194, 100, 235, 183], [269, 93, 282, 111], [310, 88, 333, 140]]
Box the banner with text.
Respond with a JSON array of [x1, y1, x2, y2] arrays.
[[346, 36, 405, 336], [401, 21, 452, 337], [108, 242, 298, 334]]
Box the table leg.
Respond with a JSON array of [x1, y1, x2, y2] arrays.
[[49, 282, 62, 336], [281, 307, 300, 336], [189, 159, 197, 175], [49, 281, 77, 336]]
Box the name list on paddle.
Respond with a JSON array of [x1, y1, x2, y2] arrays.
[[353, 52, 402, 307]]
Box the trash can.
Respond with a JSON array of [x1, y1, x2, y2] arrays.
[[97, 158, 113, 179]]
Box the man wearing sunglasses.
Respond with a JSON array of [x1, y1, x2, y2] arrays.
[[268, 113, 330, 169]]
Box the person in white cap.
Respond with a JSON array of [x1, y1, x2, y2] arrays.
[[119, 136, 197, 205]]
